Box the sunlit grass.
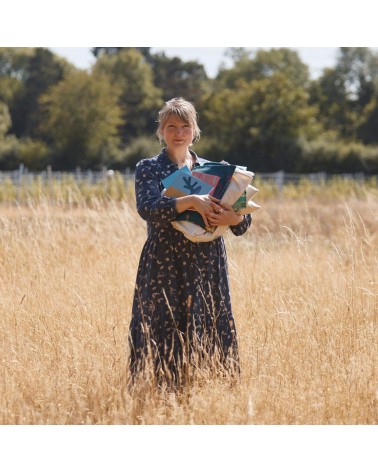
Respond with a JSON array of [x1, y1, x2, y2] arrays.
[[0, 190, 377, 424]]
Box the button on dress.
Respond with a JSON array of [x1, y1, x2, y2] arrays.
[[128, 148, 252, 385]]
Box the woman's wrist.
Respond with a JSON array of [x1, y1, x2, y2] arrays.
[[175, 194, 195, 213], [230, 213, 244, 226]]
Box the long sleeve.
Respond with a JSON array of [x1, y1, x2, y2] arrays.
[[229, 214, 252, 236], [135, 159, 179, 223]]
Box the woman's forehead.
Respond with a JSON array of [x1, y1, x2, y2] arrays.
[[164, 114, 190, 125]]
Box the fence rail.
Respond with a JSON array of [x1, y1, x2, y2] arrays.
[[0, 165, 376, 191]]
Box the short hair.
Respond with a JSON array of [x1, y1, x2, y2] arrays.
[[156, 97, 201, 143]]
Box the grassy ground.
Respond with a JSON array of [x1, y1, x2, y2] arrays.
[[0, 186, 377, 424]]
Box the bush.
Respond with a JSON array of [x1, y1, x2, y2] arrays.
[[0, 135, 22, 170], [18, 139, 51, 170], [0, 136, 51, 171], [297, 137, 378, 173], [111, 136, 161, 170]]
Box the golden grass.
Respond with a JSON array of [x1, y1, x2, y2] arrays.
[[0, 192, 377, 424]]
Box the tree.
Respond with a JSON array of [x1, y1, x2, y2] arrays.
[[39, 70, 123, 169], [148, 52, 209, 103], [310, 47, 378, 141], [0, 48, 34, 106], [92, 48, 162, 142], [357, 96, 378, 144], [216, 48, 310, 90], [201, 72, 320, 171], [91, 47, 151, 60], [10, 48, 73, 139], [200, 48, 319, 171], [0, 102, 11, 138]]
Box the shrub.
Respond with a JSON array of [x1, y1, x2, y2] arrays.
[[111, 136, 161, 170], [297, 137, 378, 173]]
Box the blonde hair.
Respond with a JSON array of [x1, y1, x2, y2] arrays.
[[156, 97, 201, 143]]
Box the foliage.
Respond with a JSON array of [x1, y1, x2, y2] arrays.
[[0, 102, 12, 137], [201, 72, 321, 170], [111, 136, 162, 170], [93, 48, 162, 141], [297, 136, 378, 173], [39, 70, 123, 170], [310, 47, 378, 143], [149, 52, 208, 103], [0, 135, 50, 171], [10, 48, 73, 139], [1, 47, 378, 174], [217, 48, 311, 89], [0, 47, 35, 105]]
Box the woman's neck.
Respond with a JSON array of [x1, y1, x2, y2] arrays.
[[166, 147, 193, 168]]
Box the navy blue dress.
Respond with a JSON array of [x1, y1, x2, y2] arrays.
[[128, 148, 252, 385]]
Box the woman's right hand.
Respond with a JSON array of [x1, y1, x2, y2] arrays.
[[189, 194, 222, 228]]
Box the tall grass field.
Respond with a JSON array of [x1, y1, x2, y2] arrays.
[[0, 178, 377, 424]]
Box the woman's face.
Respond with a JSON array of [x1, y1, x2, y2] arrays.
[[162, 115, 194, 151]]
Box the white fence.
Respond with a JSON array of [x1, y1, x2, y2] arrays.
[[0, 165, 375, 192]]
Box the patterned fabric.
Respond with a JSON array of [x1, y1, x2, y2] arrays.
[[128, 148, 252, 386]]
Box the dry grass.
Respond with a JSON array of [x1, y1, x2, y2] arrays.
[[0, 192, 377, 424]]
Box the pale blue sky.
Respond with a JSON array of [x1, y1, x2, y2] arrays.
[[50, 47, 340, 79]]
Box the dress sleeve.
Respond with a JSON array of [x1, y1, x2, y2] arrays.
[[135, 159, 179, 222], [229, 214, 252, 236]]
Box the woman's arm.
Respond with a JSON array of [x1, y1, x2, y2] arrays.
[[135, 160, 179, 222], [229, 214, 252, 236]]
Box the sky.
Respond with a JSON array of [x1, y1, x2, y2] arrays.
[[49, 47, 340, 79]]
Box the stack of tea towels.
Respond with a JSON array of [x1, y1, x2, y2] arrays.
[[161, 160, 260, 242]]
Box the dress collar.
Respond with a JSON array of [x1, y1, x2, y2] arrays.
[[158, 147, 203, 170]]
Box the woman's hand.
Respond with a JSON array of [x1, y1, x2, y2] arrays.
[[189, 194, 222, 228], [175, 194, 222, 228], [205, 202, 243, 227]]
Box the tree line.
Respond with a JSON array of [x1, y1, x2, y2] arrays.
[[1, 47, 378, 173]]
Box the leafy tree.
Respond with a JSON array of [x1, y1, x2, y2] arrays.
[[39, 70, 123, 169], [216, 48, 310, 90], [148, 52, 209, 103], [11, 48, 73, 138], [0, 102, 11, 138], [201, 48, 320, 171], [93, 48, 162, 141], [357, 95, 378, 144], [310, 47, 378, 141], [202, 72, 320, 171], [335, 47, 378, 107], [91, 47, 151, 59], [0, 48, 34, 106]]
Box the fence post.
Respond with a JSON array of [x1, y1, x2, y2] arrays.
[[275, 170, 284, 192], [17, 163, 25, 201], [47, 165, 52, 203]]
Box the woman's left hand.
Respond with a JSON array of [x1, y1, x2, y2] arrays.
[[205, 202, 243, 227]]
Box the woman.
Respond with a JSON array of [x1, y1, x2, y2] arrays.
[[128, 97, 252, 388]]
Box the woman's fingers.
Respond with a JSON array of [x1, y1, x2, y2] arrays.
[[220, 202, 232, 211], [206, 211, 221, 226], [210, 202, 222, 212], [201, 212, 209, 228]]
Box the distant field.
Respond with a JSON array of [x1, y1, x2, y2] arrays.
[[0, 189, 377, 424]]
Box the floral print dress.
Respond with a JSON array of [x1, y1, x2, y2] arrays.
[[128, 148, 252, 384]]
